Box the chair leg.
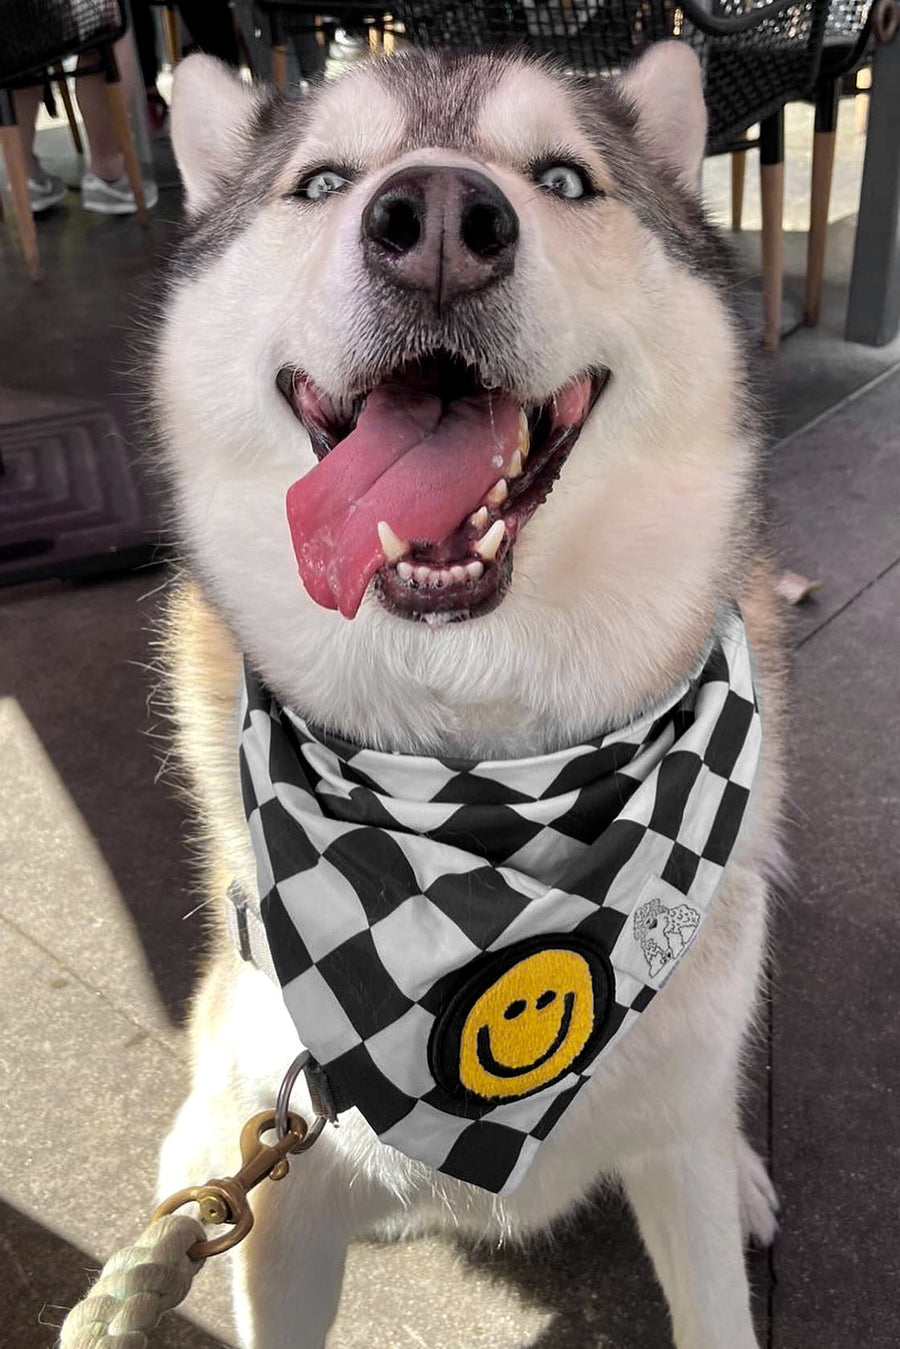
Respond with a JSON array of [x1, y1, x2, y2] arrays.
[[98, 43, 148, 226], [53, 64, 83, 156], [731, 133, 748, 232], [805, 81, 838, 327], [271, 44, 289, 90], [759, 111, 785, 353], [855, 66, 871, 136], [163, 5, 181, 68], [0, 91, 40, 279]]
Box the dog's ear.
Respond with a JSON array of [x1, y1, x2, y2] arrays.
[[171, 54, 259, 216], [620, 42, 707, 187]]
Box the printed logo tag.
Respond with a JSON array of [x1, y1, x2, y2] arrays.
[[611, 876, 701, 990]]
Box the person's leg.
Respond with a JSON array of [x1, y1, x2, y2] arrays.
[[177, 0, 240, 66], [130, 0, 160, 93], [131, 0, 168, 135], [231, 0, 271, 78], [291, 30, 327, 82], [11, 85, 68, 213], [75, 32, 139, 181], [76, 36, 156, 216]]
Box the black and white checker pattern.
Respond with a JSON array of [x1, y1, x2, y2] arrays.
[[234, 604, 762, 1195]]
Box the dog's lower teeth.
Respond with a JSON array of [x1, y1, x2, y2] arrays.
[[485, 478, 508, 507], [474, 520, 506, 562], [470, 506, 490, 531], [397, 558, 485, 588]]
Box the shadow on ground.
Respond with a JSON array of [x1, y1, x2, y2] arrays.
[[0, 1200, 220, 1349]]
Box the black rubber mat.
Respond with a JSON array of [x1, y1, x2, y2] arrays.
[[0, 409, 157, 584]]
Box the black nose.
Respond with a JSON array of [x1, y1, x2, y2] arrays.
[[362, 165, 519, 307]]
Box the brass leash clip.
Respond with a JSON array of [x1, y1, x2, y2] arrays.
[[154, 1108, 307, 1259]]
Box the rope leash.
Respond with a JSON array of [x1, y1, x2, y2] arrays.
[[57, 1056, 332, 1346], [58, 1214, 206, 1348]]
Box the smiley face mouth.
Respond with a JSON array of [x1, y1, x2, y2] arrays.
[[474, 991, 575, 1078]]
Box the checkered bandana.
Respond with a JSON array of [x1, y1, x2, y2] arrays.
[[235, 604, 761, 1194]]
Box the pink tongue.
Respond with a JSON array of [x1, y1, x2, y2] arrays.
[[286, 384, 521, 617]]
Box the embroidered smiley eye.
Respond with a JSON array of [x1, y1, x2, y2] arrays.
[[536, 989, 556, 1009], [504, 999, 526, 1020]]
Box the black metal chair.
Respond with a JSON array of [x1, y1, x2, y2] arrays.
[[394, 0, 832, 349], [254, 2, 396, 88], [0, 0, 148, 279], [399, 2, 824, 143]]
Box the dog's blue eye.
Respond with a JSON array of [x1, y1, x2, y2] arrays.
[[303, 170, 350, 201], [536, 165, 587, 200]]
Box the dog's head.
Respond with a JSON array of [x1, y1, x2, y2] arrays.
[[158, 45, 755, 752]]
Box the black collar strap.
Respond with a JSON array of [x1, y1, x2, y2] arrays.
[[231, 603, 762, 1194]]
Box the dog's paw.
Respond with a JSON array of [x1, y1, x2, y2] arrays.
[[736, 1134, 779, 1247]]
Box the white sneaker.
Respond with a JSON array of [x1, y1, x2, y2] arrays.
[[81, 171, 159, 215], [28, 166, 68, 213], [329, 27, 369, 61]]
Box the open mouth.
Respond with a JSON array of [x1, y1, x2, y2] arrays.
[[278, 353, 608, 623]]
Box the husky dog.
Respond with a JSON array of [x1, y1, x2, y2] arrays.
[[155, 41, 785, 1349]]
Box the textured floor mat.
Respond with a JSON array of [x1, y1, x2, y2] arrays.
[[0, 409, 157, 584]]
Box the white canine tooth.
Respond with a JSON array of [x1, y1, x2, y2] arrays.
[[517, 407, 530, 457], [470, 506, 490, 531], [473, 519, 506, 562], [377, 520, 409, 563], [507, 448, 524, 479], [397, 561, 414, 581], [485, 478, 508, 507], [466, 559, 484, 581]]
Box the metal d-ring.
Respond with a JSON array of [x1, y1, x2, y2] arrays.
[[275, 1051, 331, 1153]]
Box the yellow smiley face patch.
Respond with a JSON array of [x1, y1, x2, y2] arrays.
[[430, 936, 611, 1102]]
